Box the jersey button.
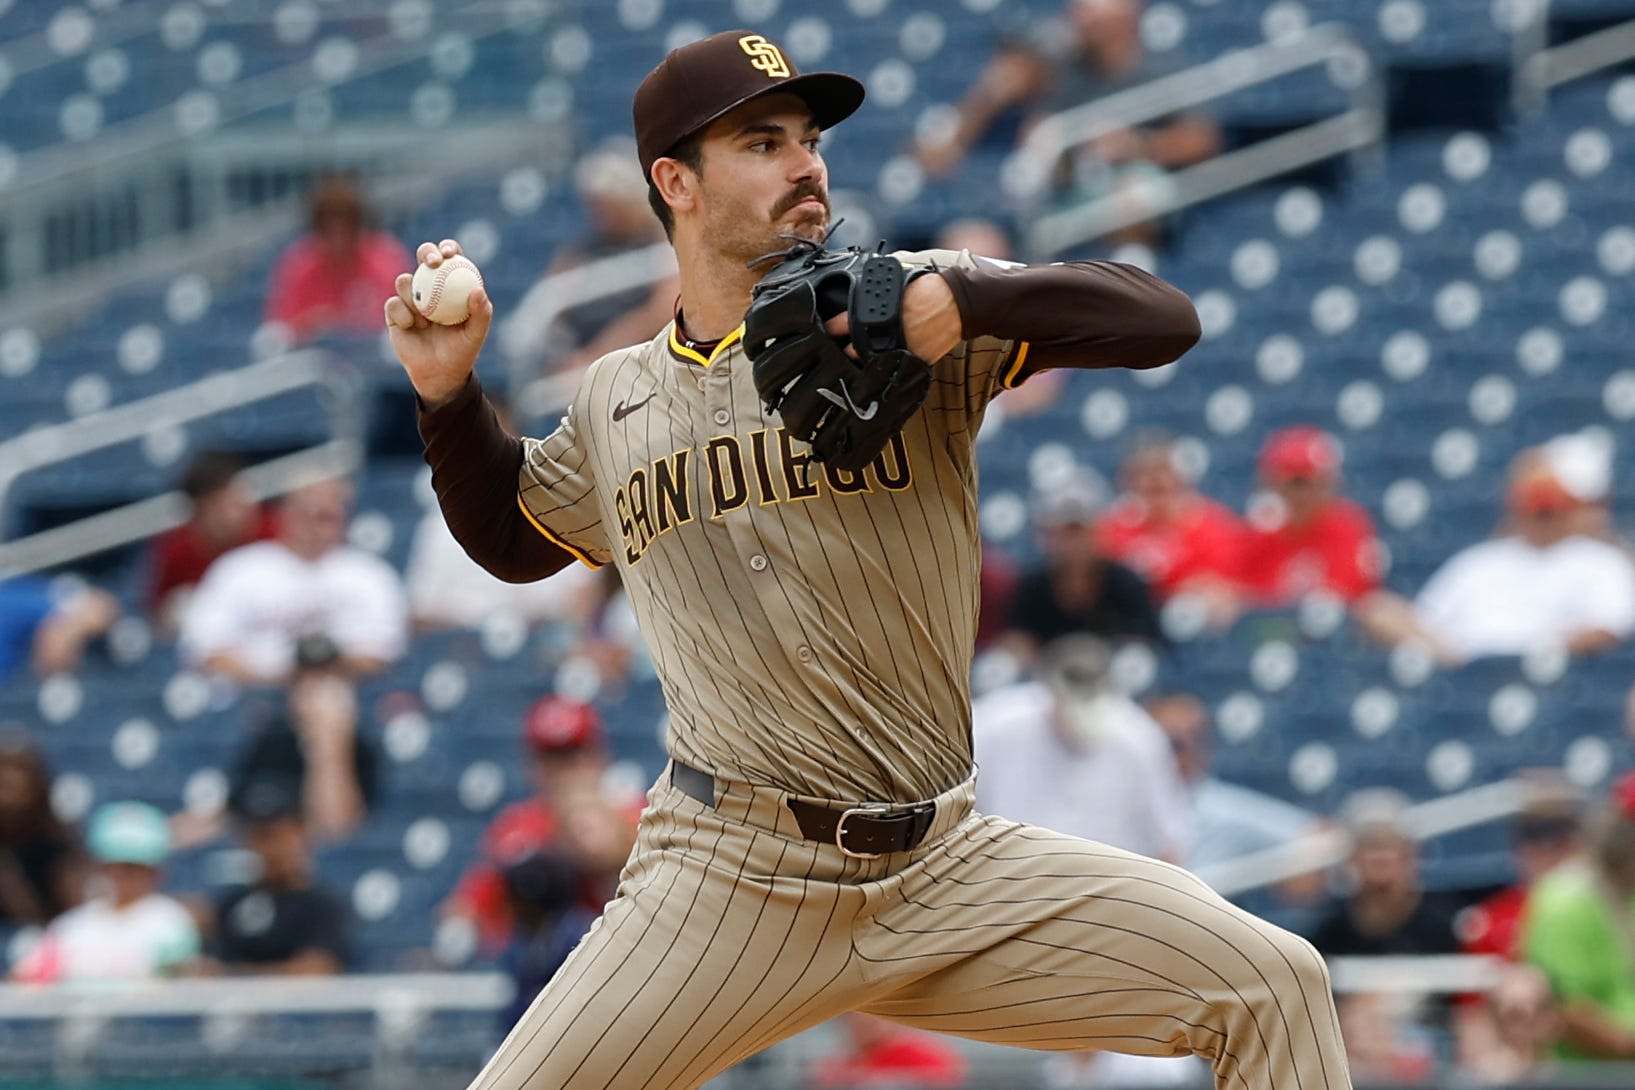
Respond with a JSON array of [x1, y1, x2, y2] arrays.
[[713, 409, 730, 426], [796, 645, 813, 662], [695, 376, 707, 391], [748, 554, 768, 571]]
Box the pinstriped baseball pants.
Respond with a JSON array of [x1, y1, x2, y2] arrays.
[[466, 765, 1352, 1090]]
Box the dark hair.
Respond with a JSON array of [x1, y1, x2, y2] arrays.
[[645, 134, 704, 241], [179, 449, 246, 501], [307, 174, 369, 233], [0, 729, 73, 848]]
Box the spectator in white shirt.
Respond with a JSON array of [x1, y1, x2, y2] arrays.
[[1360, 445, 1635, 664], [405, 499, 602, 633], [972, 634, 1192, 863], [180, 476, 407, 686], [11, 801, 198, 983]]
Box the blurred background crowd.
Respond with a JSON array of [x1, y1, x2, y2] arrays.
[[7, 0, 1635, 1088]]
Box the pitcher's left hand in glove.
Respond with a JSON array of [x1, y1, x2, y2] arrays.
[[742, 239, 933, 473]]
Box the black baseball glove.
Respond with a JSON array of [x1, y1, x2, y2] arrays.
[[742, 237, 933, 473]]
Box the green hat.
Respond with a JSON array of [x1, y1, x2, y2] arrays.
[[88, 801, 171, 867]]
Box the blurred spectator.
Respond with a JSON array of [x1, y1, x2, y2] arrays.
[[496, 774, 643, 1029], [915, 0, 1218, 238], [196, 778, 350, 976], [0, 731, 85, 926], [1452, 775, 1584, 1076], [0, 577, 119, 680], [1543, 429, 1621, 547], [998, 471, 1165, 662], [1522, 769, 1635, 1060], [1095, 433, 1243, 605], [1359, 445, 1635, 665], [1235, 426, 1382, 612], [500, 138, 679, 379], [444, 697, 641, 954], [934, 218, 1068, 420], [1462, 963, 1561, 1083], [11, 802, 198, 982], [807, 1013, 968, 1089], [180, 476, 408, 686], [264, 175, 411, 343], [1461, 773, 1585, 962], [1334, 991, 1437, 1085], [231, 634, 378, 843], [1309, 788, 1462, 958], [1145, 693, 1322, 874], [146, 450, 278, 636], [973, 635, 1191, 863], [405, 398, 603, 632]]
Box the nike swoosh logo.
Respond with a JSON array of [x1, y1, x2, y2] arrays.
[[612, 395, 653, 422]]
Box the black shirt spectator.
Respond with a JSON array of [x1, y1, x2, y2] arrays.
[[1007, 559, 1164, 646], [211, 882, 351, 970]]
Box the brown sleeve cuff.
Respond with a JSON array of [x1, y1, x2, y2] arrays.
[[939, 259, 1201, 374], [416, 375, 575, 583]]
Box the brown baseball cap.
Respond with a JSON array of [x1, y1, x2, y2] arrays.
[[633, 29, 865, 177]]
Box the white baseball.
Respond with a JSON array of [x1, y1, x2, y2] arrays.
[[411, 255, 485, 325]]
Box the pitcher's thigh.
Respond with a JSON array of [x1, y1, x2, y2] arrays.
[[865, 820, 1351, 1090]]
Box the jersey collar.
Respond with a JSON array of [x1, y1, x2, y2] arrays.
[[667, 320, 744, 368]]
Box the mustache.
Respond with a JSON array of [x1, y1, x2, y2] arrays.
[[772, 183, 829, 219]]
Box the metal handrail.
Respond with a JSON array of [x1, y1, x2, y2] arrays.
[[500, 241, 678, 409], [1519, 4, 1635, 106], [1009, 24, 1383, 257], [1198, 777, 1527, 898], [0, 349, 362, 579]]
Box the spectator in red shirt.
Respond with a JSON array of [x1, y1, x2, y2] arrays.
[[1461, 774, 1585, 961], [1235, 425, 1382, 608], [146, 451, 277, 635], [808, 1013, 968, 1089], [1095, 432, 1243, 601], [264, 176, 411, 343], [443, 696, 641, 955]]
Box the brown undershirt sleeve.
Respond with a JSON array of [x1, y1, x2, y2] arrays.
[[416, 375, 575, 583], [939, 259, 1200, 374]]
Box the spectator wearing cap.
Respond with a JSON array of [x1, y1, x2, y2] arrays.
[[146, 450, 279, 636], [195, 778, 351, 976], [1463, 773, 1586, 963], [1095, 432, 1244, 605], [264, 174, 412, 343], [179, 475, 408, 686], [1234, 425, 1383, 611], [0, 732, 86, 927], [1521, 769, 1635, 1060], [973, 635, 1192, 863], [1359, 444, 1635, 665], [501, 137, 680, 384], [997, 471, 1165, 664], [443, 696, 642, 954], [1309, 788, 1463, 959], [11, 802, 198, 983], [1454, 774, 1584, 1075]]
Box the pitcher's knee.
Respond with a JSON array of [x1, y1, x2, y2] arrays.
[[1243, 924, 1335, 1021]]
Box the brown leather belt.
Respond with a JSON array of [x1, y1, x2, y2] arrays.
[[670, 760, 936, 859]]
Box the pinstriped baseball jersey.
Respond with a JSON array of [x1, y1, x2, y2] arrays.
[[516, 248, 1026, 804]]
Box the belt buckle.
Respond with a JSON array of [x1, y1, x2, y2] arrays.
[[835, 802, 893, 859]]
